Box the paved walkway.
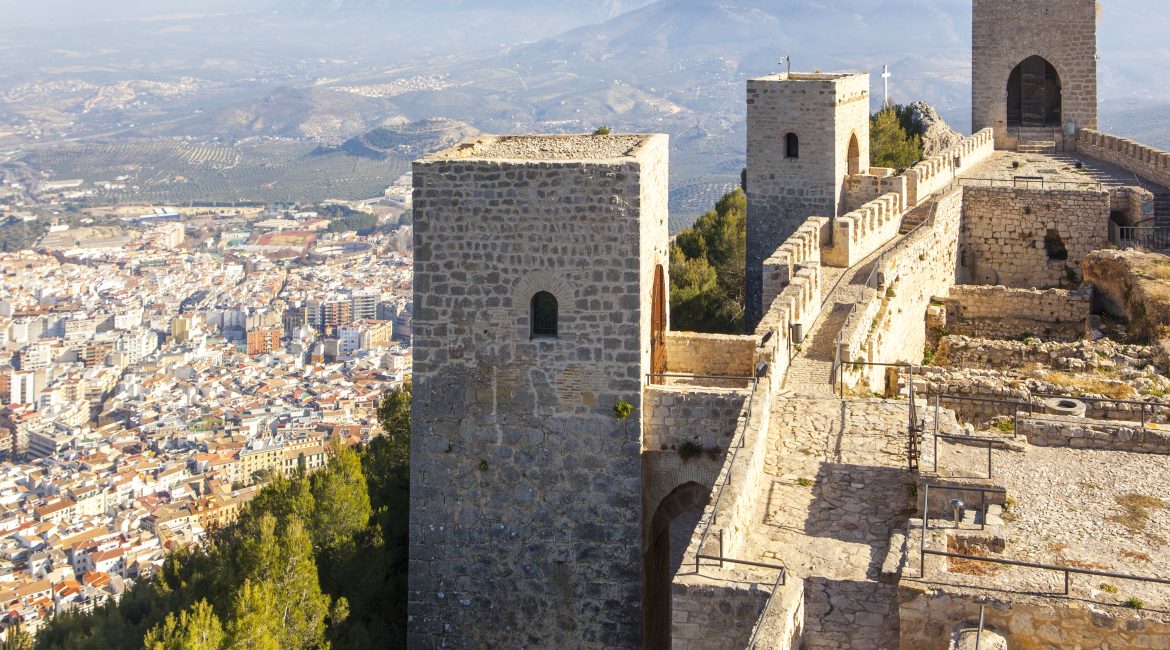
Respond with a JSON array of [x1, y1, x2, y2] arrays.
[[752, 398, 916, 649]]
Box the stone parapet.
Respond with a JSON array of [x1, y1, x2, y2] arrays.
[[665, 331, 758, 380], [1078, 129, 1170, 189], [905, 129, 994, 206], [843, 167, 903, 213], [822, 191, 904, 268], [762, 217, 822, 309], [642, 385, 749, 452]]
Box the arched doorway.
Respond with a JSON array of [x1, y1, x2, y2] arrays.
[[644, 482, 709, 649], [650, 264, 667, 384], [847, 133, 860, 175], [1007, 56, 1062, 129]]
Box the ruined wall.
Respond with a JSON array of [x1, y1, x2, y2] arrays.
[[1078, 129, 1170, 190], [672, 573, 803, 650], [746, 72, 869, 327], [972, 0, 1098, 147], [409, 135, 669, 648], [945, 285, 1090, 324], [642, 385, 749, 452], [961, 187, 1110, 288], [1020, 413, 1170, 454], [900, 589, 1170, 650], [1084, 249, 1170, 342]]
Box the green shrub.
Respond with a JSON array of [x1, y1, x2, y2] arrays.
[[1125, 596, 1144, 610], [614, 400, 634, 421]]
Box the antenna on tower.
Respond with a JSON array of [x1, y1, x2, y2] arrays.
[[779, 55, 791, 76]]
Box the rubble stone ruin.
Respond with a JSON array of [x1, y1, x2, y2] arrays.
[[409, 1, 1170, 647]]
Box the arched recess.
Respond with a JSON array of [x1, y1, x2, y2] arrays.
[[1007, 55, 1062, 129], [847, 133, 861, 175], [785, 132, 799, 159], [643, 482, 710, 650], [650, 265, 667, 384]]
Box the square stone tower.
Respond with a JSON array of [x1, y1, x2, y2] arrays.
[[972, 0, 1098, 148], [409, 134, 670, 648], [745, 71, 870, 329]]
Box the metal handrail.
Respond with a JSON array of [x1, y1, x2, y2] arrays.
[[958, 177, 1103, 191], [919, 484, 1170, 593], [745, 563, 789, 649]]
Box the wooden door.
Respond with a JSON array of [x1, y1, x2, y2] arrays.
[[651, 265, 667, 383]]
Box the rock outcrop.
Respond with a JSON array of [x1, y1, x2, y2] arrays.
[[910, 101, 963, 159]]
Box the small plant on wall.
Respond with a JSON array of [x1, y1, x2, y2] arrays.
[[614, 400, 634, 421]]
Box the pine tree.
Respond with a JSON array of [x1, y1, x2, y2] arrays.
[[224, 581, 280, 650], [309, 446, 372, 553], [142, 600, 224, 650], [870, 106, 923, 171]]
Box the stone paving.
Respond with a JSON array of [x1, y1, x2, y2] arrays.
[[752, 398, 918, 649]]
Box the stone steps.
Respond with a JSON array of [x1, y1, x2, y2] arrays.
[[1017, 140, 1057, 154]]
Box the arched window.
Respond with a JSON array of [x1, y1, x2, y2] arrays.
[[785, 133, 799, 159], [531, 291, 558, 338]]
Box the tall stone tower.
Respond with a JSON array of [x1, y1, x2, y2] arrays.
[[745, 72, 870, 329], [409, 134, 670, 648], [972, 0, 1098, 148]]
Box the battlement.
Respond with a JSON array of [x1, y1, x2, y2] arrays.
[[421, 133, 656, 162]]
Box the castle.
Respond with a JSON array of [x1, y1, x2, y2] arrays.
[[410, 1, 1170, 647]]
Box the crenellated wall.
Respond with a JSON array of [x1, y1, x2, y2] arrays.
[[1078, 129, 1170, 190], [905, 129, 995, 206], [839, 188, 964, 392], [822, 191, 905, 268], [842, 167, 903, 213]]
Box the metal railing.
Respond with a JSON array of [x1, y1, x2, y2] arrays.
[[918, 484, 1170, 594], [1111, 222, 1170, 250], [745, 561, 790, 649], [958, 176, 1103, 191]]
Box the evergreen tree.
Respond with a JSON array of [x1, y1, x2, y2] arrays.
[[142, 600, 224, 650], [224, 581, 281, 650], [669, 188, 747, 333], [870, 106, 923, 171], [1, 624, 33, 650], [309, 445, 372, 553]]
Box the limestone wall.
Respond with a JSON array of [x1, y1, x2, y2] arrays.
[[972, 0, 1097, 146], [899, 588, 1170, 650], [935, 336, 1120, 373], [822, 191, 905, 268], [665, 332, 757, 380], [642, 385, 749, 452], [1078, 129, 1170, 190], [842, 168, 902, 213], [961, 186, 1110, 288], [762, 217, 822, 310], [409, 135, 669, 648], [944, 285, 1090, 324], [841, 188, 964, 392], [905, 129, 995, 206], [1020, 413, 1170, 454], [670, 573, 774, 650]]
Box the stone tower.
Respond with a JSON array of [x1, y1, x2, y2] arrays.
[[972, 0, 1098, 148], [409, 134, 670, 648], [745, 72, 870, 329]]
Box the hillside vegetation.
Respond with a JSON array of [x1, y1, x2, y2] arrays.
[[36, 385, 413, 650]]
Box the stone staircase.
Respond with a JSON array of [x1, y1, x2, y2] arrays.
[[898, 200, 935, 235], [1017, 140, 1057, 154]]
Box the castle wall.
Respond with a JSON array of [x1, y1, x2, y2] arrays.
[[1078, 129, 1170, 191], [960, 187, 1109, 288], [904, 129, 995, 206], [972, 0, 1098, 147], [842, 168, 901, 213], [672, 573, 803, 650], [642, 385, 749, 452], [745, 72, 869, 328], [839, 188, 963, 391], [409, 135, 669, 648], [664, 331, 758, 380]]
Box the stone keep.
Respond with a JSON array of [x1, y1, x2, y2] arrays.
[[745, 72, 870, 328], [972, 0, 1098, 147], [409, 134, 670, 648]]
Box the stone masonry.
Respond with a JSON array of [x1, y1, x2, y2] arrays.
[[745, 72, 870, 329], [409, 134, 669, 648], [972, 0, 1098, 147]]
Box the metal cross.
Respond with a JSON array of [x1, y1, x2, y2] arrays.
[[882, 64, 892, 106], [779, 55, 791, 76]]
